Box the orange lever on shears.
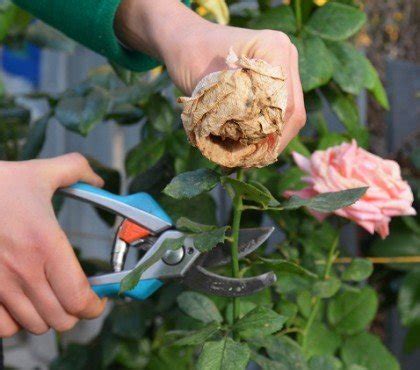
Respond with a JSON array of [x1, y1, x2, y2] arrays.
[[118, 220, 150, 244]]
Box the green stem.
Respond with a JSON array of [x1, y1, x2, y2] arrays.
[[231, 168, 244, 337], [295, 0, 302, 33], [301, 235, 339, 355]]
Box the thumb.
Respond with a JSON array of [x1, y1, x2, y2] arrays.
[[42, 153, 104, 190]]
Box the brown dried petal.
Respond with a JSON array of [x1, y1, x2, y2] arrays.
[[178, 52, 287, 168]]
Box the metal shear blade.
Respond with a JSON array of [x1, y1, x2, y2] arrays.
[[181, 227, 276, 297]]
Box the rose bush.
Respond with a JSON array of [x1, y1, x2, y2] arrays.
[[1, 0, 418, 369]]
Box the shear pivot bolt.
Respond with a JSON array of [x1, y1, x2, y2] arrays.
[[162, 247, 185, 265]]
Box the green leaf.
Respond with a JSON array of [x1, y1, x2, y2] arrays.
[[234, 306, 286, 338], [125, 138, 166, 176], [305, 2, 366, 41], [292, 35, 334, 92], [342, 258, 373, 282], [305, 91, 323, 113], [109, 61, 141, 85], [252, 353, 289, 370], [297, 290, 312, 318], [148, 346, 194, 370], [313, 277, 341, 298], [55, 88, 109, 136], [254, 336, 308, 370], [275, 299, 298, 324], [260, 258, 318, 279], [0, 2, 15, 42], [249, 180, 281, 206], [403, 321, 420, 353], [172, 322, 221, 346], [341, 332, 400, 370], [365, 61, 389, 109], [317, 132, 348, 150], [177, 291, 223, 323], [108, 103, 144, 125], [145, 94, 175, 134], [309, 355, 342, 370], [275, 272, 314, 294], [305, 323, 341, 359], [26, 21, 76, 52], [114, 339, 150, 369], [50, 344, 90, 370], [120, 237, 185, 292], [19, 114, 50, 160], [284, 136, 311, 157], [327, 41, 369, 95], [158, 193, 217, 225], [176, 217, 218, 233], [275, 167, 306, 195], [371, 219, 420, 271], [221, 177, 275, 207], [163, 169, 220, 199], [402, 216, 420, 234], [321, 84, 368, 145], [108, 302, 153, 340], [197, 337, 250, 370], [98, 331, 123, 367], [192, 227, 229, 252], [173, 219, 228, 253], [398, 269, 420, 327], [327, 287, 378, 335], [249, 5, 296, 33], [281, 187, 367, 213]]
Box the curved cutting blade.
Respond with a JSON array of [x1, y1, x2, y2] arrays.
[[182, 265, 277, 297], [201, 227, 274, 268]]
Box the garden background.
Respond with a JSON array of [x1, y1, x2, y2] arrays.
[[0, 0, 419, 369]]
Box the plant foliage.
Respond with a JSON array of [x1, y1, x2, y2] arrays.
[[1, 0, 416, 369]]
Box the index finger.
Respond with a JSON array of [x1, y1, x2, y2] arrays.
[[44, 228, 106, 320]]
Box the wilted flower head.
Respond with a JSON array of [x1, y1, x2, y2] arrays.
[[286, 140, 416, 238], [178, 50, 287, 168]]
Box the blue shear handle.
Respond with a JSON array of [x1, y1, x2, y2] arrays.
[[68, 182, 172, 224], [92, 279, 164, 300]]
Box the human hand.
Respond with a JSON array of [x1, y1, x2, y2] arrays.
[[116, 0, 305, 155], [0, 154, 106, 338]]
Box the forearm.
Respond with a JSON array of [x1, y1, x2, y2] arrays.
[[115, 0, 208, 62], [12, 0, 192, 72]]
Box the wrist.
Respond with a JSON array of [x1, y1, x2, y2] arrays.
[[115, 0, 209, 61]]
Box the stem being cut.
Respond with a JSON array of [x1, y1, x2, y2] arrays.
[[231, 168, 244, 334]]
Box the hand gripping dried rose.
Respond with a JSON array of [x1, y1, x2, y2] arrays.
[[178, 50, 288, 168]]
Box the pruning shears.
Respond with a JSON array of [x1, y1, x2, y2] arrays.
[[60, 183, 276, 300]]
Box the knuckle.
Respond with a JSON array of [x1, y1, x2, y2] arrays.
[[54, 318, 77, 333], [29, 324, 49, 336], [287, 100, 295, 114], [258, 30, 291, 47], [0, 326, 19, 338], [66, 287, 91, 316], [66, 152, 88, 168]]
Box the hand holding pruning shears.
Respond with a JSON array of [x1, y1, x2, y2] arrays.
[[0, 154, 106, 338], [0, 155, 276, 338]]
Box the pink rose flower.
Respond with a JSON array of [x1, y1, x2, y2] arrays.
[[285, 140, 416, 239]]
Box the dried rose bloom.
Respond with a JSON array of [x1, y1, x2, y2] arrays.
[[178, 51, 287, 168]]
